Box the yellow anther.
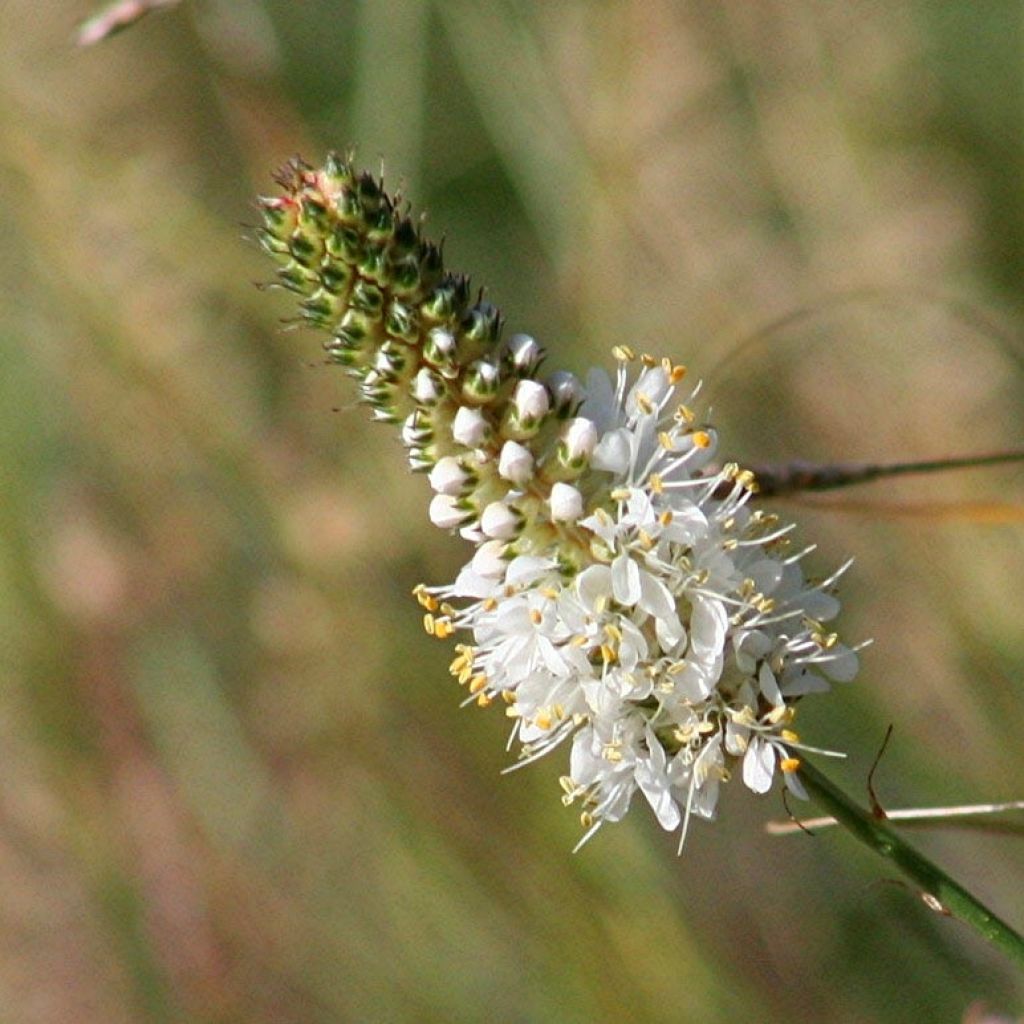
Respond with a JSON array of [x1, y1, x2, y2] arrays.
[[539, 586, 560, 599], [780, 757, 801, 774], [675, 404, 695, 424], [570, 634, 589, 648], [468, 673, 488, 694], [723, 538, 739, 551], [476, 692, 492, 708], [780, 729, 800, 743], [636, 392, 654, 414], [736, 469, 758, 491], [604, 622, 623, 643], [449, 651, 471, 676], [668, 363, 688, 384], [638, 529, 655, 550], [434, 618, 455, 639], [610, 487, 630, 501], [552, 703, 565, 719], [559, 775, 576, 795], [602, 745, 623, 763], [612, 345, 636, 362], [529, 608, 543, 626], [641, 353, 657, 367], [502, 689, 516, 704], [535, 712, 552, 730], [757, 598, 776, 614], [600, 643, 617, 664], [422, 613, 436, 635], [650, 473, 664, 494], [658, 431, 675, 450], [505, 705, 521, 717], [722, 517, 735, 531], [412, 584, 439, 611], [692, 430, 712, 449], [483, 597, 498, 612], [580, 811, 593, 828], [658, 510, 673, 527]]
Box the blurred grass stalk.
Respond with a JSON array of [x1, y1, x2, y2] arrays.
[[76, 0, 183, 46]]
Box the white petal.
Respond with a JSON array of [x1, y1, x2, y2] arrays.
[[591, 428, 631, 474], [822, 646, 859, 683], [742, 738, 776, 794], [611, 553, 642, 606], [505, 556, 556, 588], [690, 597, 727, 658], [758, 661, 783, 707], [638, 570, 677, 624]]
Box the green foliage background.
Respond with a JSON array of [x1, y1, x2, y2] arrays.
[[1, 2, 1023, 1021]]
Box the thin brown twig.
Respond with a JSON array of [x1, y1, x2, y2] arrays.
[[749, 450, 1024, 499]]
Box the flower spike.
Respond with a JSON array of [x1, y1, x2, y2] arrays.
[[257, 155, 859, 849]]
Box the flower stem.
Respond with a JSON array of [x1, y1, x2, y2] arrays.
[[796, 758, 1024, 968]]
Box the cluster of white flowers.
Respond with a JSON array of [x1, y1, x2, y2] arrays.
[[259, 158, 860, 849], [419, 349, 860, 849]]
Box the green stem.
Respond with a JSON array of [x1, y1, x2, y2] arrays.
[[796, 758, 1024, 968]]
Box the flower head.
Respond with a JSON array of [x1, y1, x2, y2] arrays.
[[259, 155, 861, 850]]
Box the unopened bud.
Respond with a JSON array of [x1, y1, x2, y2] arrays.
[[481, 501, 522, 540], [546, 370, 584, 416], [504, 333, 544, 375], [498, 440, 535, 486], [429, 494, 472, 530], [452, 406, 490, 447], [550, 482, 584, 523], [429, 456, 473, 496]]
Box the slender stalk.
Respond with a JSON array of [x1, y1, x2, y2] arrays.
[[796, 758, 1024, 968], [751, 449, 1024, 498], [767, 799, 1024, 835]]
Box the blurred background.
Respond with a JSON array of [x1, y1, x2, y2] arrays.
[[1, 1, 1023, 1021]]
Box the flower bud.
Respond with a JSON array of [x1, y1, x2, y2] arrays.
[[558, 417, 598, 473], [546, 370, 584, 417], [549, 482, 584, 523], [462, 359, 501, 404], [481, 501, 522, 540], [411, 366, 444, 406], [498, 440, 535, 486], [504, 332, 544, 375], [423, 326, 457, 368], [402, 409, 433, 448], [502, 380, 550, 439], [429, 494, 472, 530], [452, 406, 490, 447], [429, 456, 474, 496]]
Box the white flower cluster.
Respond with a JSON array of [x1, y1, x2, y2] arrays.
[[419, 349, 860, 849]]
